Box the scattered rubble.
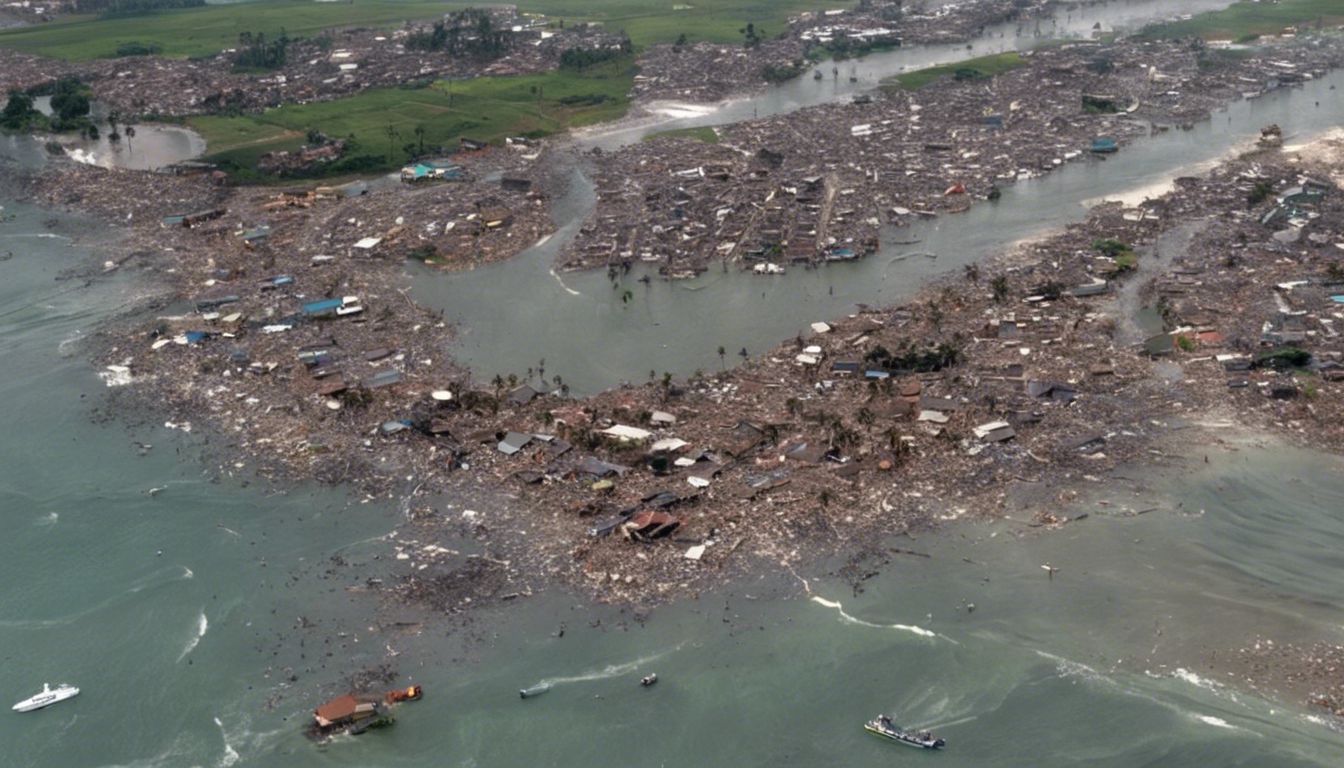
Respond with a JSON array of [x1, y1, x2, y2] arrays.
[[0, 10, 626, 118], [569, 36, 1342, 274]]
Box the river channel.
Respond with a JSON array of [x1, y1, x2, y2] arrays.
[[413, 69, 1344, 396], [3, 1, 1344, 765]]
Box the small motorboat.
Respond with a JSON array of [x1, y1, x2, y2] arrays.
[[640, 673, 658, 687], [519, 683, 551, 699], [864, 715, 945, 749], [384, 684, 422, 704], [12, 683, 80, 712]]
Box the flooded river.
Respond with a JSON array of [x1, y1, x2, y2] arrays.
[[414, 69, 1344, 395], [3, 0, 1344, 765], [1, 98, 205, 171]]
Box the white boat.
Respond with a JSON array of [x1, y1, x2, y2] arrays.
[[12, 683, 80, 712]]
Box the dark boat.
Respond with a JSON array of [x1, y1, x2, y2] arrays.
[[864, 715, 946, 749], [640, 673, 658, 687]]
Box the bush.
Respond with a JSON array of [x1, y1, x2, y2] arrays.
[[1247, 180, 1274, 207], [1254, 347, 1311, 370], [557, 93, 610, 106], [762, 60, 806, 83], [1092, 238, 1131, 258], [114, 41, 163, 57]]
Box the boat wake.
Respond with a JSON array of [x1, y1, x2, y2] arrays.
[[34, 511, 58, 526], [528, 645, 683, 689], [178, 610, 208, 662], [809, 596, 942, 640], [1, 566, 191, 628]]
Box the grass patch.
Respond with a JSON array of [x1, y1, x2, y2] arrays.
[[642, 126, 719, 144], [0, 1, 456, 60], [192, 58, 635, 179], [1136, 0, 1344, 41], [0, 0, 851, 59], [883, 52, 1023, 91], [530, 0, 847, 48]]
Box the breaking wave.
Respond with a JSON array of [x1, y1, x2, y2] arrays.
[[810, 596, 941, 639], [1034, 650, 1116, 687], [1195, 714, 1236, 730], [1171, 668, 1222, 692], [214, 717, 240, 768], [178, 610, 208, 662]]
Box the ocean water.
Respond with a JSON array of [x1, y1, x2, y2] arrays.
[[3, 199, 1343, 767]]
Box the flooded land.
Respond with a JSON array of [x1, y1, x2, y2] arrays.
[[2, 1, 1344, 765]]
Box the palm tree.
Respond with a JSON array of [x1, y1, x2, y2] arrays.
[[384, 122, 401, 162]]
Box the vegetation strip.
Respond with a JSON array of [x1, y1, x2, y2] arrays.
[[0, 0, 850, 59]]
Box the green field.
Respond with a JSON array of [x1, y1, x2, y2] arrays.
[[191, 59, 634, 176], [0, 0, 848, 59], [642, 125, 719, 144], [1136, 0, 1344, 41], [883, 52, 1024, 91]]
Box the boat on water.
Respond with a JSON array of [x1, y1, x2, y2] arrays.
[[12, 683, 80, 712], [864, 715, 946, 749], [519, 683, 551, 699]]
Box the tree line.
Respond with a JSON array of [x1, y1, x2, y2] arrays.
[[232, 30, 290, 71], [74, 0, 204, 18], [405, 9, 511, 59]]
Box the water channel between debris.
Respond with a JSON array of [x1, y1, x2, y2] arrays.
[[411, 68, 1344, 395]]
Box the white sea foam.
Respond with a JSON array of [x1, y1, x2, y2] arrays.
[[178, 610, 208, 662], [1034, 650, 1110, 685], [810, 596, 939, 638], [549, 267, 582, 296], [1172, 668, 1222, 691], [34, 511, 58, 526], [1195, 714, 1236, 730], [214, 717, 240, 768]]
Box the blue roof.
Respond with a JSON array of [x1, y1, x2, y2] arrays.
[[302, 298, 343, 315]]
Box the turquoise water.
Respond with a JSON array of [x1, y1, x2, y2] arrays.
[[3, 203, 1343, 766]]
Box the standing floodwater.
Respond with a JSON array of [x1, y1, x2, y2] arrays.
[[413, 69, 1344, 395]]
